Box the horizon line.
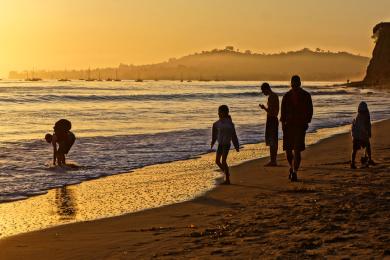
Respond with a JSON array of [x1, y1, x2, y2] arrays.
[[8, 46, 370, 74]]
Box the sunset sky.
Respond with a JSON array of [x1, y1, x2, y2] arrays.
[[0, 0, 389, 77]]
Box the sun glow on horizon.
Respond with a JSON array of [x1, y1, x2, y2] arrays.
[[0, 0, 389, 77]]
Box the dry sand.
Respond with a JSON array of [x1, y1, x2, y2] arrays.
[[0, 120, 389, 259]]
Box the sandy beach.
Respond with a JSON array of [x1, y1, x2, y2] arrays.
[[1, 120, 389, 259], [1, 1, 390, 259]]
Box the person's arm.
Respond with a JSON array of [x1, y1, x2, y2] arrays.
[[211, 123, 217, 148], [52, 135, 58, 165], [259, 104, 268, 113], [368, 114, 372, 138], [232, 124, 239, 152], [280, 95, 286, 124], [307, 93, 313, 124]]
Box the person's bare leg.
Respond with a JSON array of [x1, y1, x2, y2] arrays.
[[362, 143, 375, 166], [366, 143, 373, 162], [221, 151, 230, 184], [286, 150, 293, 179], [57, 154, 64, 166], [270, 144, 278, 165], [265, 144, 278, 166], [215, 153, 223, 171], [293, 150, 301, 172], [290, 150, 301, 181], [286, 150, 293, 168], [351, 149, 357, 169]]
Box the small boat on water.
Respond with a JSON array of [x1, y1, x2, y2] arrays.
[[25, 69, 42, 81], [25, 77, 42, 81], [97, 71, 102, 81], [85, 67, 96, 81], [135, 71, 143, 82], [58, 68, 70, 82], [114, 70, 121, 81]]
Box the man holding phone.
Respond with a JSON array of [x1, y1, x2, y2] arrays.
[[259, 82, 279, 167]]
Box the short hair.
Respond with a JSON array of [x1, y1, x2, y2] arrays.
[[261, 82, 271, 91], [45, 133, 53, 143], [291, 75, 301, 87], [218, 105, 229, 116]]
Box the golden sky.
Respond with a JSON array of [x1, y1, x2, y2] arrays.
[[0, 0, 389, 77]]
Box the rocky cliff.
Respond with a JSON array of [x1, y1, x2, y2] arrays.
[[364, 23, 390, 86]]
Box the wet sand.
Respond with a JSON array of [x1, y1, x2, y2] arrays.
[[1, 120, 389, 259]]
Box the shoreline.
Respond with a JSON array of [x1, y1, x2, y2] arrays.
[[1, 119, 389, 258], [0, 121, 354, 205], [0, 123, 353, 239]]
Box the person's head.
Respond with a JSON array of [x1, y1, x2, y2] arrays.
[[45, 133, 53, 143], [358, 101, 369, 113], [291, 75, 301, 89], [260, 82, 271, 95], [218, 105, 229, 118]]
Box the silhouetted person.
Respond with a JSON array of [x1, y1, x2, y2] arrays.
[[351, 101, 374, 169], [280, 75, 313, 182], [259, 82, 279, 166], [211, 105, 239, 185], [45, 119, 76, 166]]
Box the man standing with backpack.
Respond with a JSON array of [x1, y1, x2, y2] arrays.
[[280, 75, 313, 182]]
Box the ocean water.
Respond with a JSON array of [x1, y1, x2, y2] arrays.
[[0, 80, 389, 203]]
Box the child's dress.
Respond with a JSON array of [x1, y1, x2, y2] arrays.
[[352, 109, 371, 149]]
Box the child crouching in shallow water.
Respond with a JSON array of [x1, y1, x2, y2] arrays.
[[45, 119, 76, 166], [351, 101, 375, 169], [211, 105, 239, 184]]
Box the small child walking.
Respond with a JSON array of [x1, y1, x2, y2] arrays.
[[211, 105, 239, 184], [351, 101, 374, 169]]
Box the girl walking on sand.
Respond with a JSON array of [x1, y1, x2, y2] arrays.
[[351, 101, 375, 169], [210, 105, 239, 184]]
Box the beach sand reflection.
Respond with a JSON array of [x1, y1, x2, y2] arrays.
[[54, 187, 77, 220]]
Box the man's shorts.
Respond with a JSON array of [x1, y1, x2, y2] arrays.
[[283, 124, 307, 151], [265, 116, 279, 147]]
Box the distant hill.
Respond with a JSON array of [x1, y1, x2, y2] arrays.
[[9, 47, 369, 81]]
